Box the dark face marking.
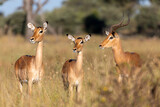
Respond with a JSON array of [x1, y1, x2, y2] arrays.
[[26, 55, 32, 57], [69, 59, 76, 62], [112, 32, 115, 37], [77, 37, 83, 39]]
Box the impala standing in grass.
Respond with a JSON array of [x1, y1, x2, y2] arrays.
[[14, 21, 48, 95], [99, 16, 142, 82], [62, 34, 91, 100]]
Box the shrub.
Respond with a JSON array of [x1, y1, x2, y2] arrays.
[[135, 6, 159, 35]]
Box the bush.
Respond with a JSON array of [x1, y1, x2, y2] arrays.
[[84, 13, 105, 34], [7, 11, 26, 35], [135, 6, 159, 35], [0, 13, 5, 28], [45, 7, 84, 35]]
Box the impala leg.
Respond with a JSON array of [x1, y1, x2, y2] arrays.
[[38, 81, 42, 89], [116, 66, 123, 83], [38, 81, 42, 95], [19, 82, 23, 93], [28, 80, 32, 95], [69, 84, 73, 101], [134, 67, 141, 77], [38, 68, 43, 94], [76, 83, 82, 102], [118, 74, 123, 83]]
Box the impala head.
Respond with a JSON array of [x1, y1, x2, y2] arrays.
[[27, 21, 48, 43], [67, 34, 91, 53], [99, 15, 130, 49]]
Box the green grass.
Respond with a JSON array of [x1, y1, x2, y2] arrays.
[[0, 35, 160, 107]]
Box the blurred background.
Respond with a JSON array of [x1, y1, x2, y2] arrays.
[[0, 0, 160, 37], [0, 0, 160, 107]]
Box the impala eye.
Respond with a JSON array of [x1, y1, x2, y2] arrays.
[[39, 30, 43, 33], [80, 41, 83, 44], [109, 36, 113, 40]]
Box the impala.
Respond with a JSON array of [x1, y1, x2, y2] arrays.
[[62, 34, 91, 100], [14, 21, 48, 94], [99, 16, 142, 82]]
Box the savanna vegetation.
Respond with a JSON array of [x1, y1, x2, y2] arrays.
[[0, 35, 160, 106], [0, 0, 160, 107], [0, 0, 160, 37]]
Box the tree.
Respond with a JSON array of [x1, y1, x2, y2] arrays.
[[0, 12, 4, 35], [84, 13, 105, 34], [135, 6, 159, 35], [45, 0, 141, 35], [0, 0, 8, 5], [5, 12, 26, 35], [150, 0, 160, 5], [22, 0, 48, 38]]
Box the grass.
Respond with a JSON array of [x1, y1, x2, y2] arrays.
[[0, 35, 160, 107]]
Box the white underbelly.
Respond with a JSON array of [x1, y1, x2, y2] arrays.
[[75, 80, 79, 86], [32, 72, 40, 83], [20, 78, 39, 83], [20, 68, 40, 83], [32, 78, 39, 83], [21, 80, 28, 83], [30, 69, 40, 83]]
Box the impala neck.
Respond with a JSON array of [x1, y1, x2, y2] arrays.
[[112, 39, 125, 63], [76, 50, 83, 71], [35, 41, 43, 70]]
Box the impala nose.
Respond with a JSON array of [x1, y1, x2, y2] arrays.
[[73, 49, 76, 52], [30, 37, 34, 41], [30, 37, 36, 44], [99, 45, 104, 49]]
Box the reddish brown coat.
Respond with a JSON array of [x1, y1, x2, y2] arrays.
[[62, 34, 91, 100], [14, 21, 47, 94], [99, 17, 142, 82]]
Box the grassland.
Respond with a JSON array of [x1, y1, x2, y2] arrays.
[[0, 35, 160, 107]]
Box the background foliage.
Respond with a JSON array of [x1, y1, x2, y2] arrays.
[[0, 0, 160, 36], [0, 35, 160, 106], [0, 0, 160, 106]]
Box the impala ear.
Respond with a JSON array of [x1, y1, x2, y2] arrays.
[[84, 34, 91, 42], [105, 31, 109, 35], [27, 23, 35, 31], [66, 34, 75, 41], [43, 21, 48, 31]]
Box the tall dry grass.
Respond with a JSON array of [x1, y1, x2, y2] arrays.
[[0, 35, 160, 107]]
